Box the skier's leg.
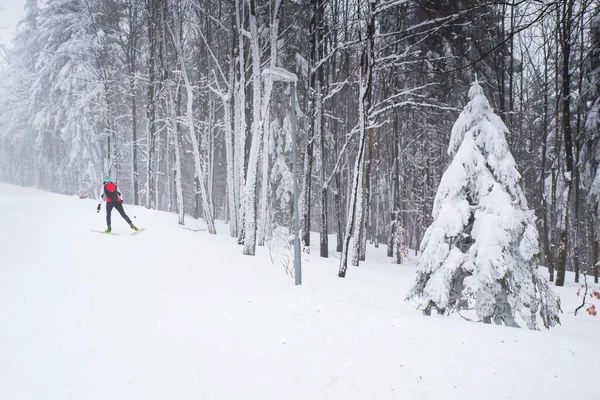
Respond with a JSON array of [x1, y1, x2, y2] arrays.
[[106, 202, 114, 230], [114, 202, 133, 225]]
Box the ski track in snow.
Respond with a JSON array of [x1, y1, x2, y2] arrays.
[[0, 183, 598, 400]]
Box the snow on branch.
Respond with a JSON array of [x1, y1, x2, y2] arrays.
[[322, 78, 351, 103], [312, 39, 361, 73], [370, 83, 459, 120], [371, 100, 460, 120], [374, 0, 411, 15], [262, 67, 298, 83]]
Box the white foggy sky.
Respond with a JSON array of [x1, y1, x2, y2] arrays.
[[0, 0, 27, 49]]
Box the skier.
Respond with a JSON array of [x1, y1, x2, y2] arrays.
[[97, 175, 138, 233]]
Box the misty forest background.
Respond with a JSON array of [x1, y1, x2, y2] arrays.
[[0, 0, 599, 287]]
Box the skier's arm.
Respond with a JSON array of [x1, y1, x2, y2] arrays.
[[97, 186, 105, 212]]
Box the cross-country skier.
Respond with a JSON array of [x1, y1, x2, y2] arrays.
[[97, 175, 138, 233]]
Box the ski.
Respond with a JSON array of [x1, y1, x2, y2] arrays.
[[92, 228, 143, 235], [91, 229, 119, 235]]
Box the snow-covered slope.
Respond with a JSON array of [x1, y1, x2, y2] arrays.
[[0, 183, 598, 400]]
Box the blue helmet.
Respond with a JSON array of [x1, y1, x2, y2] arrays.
[[104, 175, 111, 183]]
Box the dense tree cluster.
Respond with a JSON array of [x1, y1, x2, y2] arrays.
[[0, 1, 599, 318]]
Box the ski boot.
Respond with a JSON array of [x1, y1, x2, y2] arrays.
[[130, 223, 139, 232], [104, 226, 111, 233]]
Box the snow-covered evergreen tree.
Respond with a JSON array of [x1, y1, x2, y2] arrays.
[[30, 0, 124, 195], [408, 81, 561, 330], [0, 0, 40, 187]]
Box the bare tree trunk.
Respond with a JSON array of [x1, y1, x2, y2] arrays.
[[242, 0, 263, 255], [234, 0, 247, 245], [351, 141, 367, 267], [207, 95, 216, 219], [593, 216, 599, 284], [508, 2, 515, 131], [168, 84, 184, 225], [572, 6, 587, 284], [130, 73, 139, 205], [194, 177, 199, 219], [334, 171, 343, 253], [224, 78, 237, 236], [573, 171, 581, 283], [556, 0, 575, 287], [316, 79, 328, 258], [320, 186, 328, 257], [144, 0, 161, 209], [154, 110, 162, 209], [340, 0, 376, 277], [339, 79, 369, 278], [387, 213, 395, 257], [176, 24, 216, 233], [357, 127, 373, 262], [301, 0, 325, 251], [301, 123, 314, 250], [374, 165, 380, 249], [541, 35, 554, 279], [388, 117, 399, 259]]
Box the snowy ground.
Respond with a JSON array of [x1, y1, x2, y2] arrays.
[[0, 183, 598, 400]]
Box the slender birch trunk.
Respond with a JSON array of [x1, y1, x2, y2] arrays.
[[235, 0, 247, 244], [242, 0, 263, 255]]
